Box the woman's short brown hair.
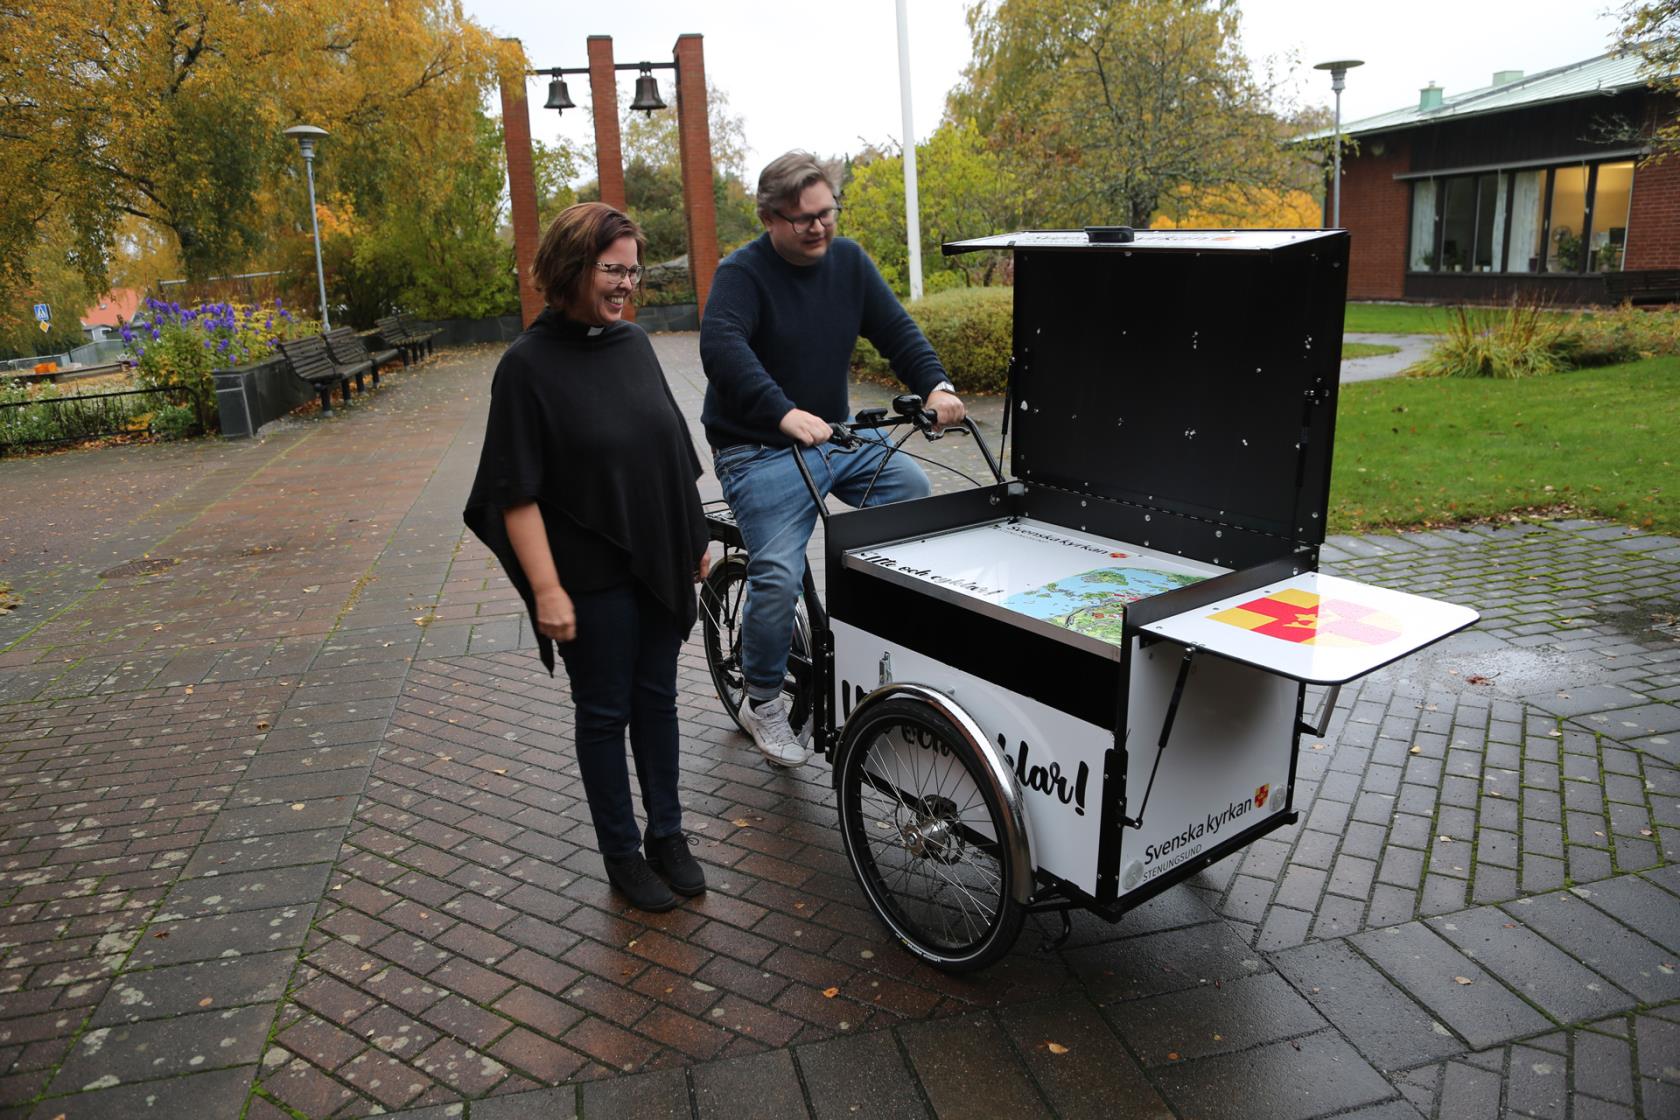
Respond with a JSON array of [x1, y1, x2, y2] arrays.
[[755, 151, 838, 219], [532, 202, 646, 312]]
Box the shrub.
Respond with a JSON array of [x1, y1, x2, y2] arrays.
[[149, 403, 198, 440], [1406, 300, 1568, 380], [1409, 300, 1680, 379], [853, 285, 1014, 394], [123, 298, 312, 433], [1557, 304, 1680, 368]]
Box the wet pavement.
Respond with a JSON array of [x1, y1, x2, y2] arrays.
[[1340, 332, 1436, 383], [0, 335, 1675, 1119]]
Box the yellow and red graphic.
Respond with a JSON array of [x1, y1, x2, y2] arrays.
[[1209, 588, 1403, 648], [1254, 784, 1270, 808]]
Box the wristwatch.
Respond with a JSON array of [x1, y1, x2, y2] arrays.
[[929, 380, 956, 396]]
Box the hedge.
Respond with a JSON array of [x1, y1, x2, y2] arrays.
[[852, 285, 1014, 394]]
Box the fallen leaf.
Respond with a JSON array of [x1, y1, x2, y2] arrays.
[[822, 986, 840, 998], [1438, 836, 1453, 843], [256, 721, 270, 731], [1641, 829, 1654, 837], [1045, 1041, 1069, 1055], [732, 818, 751, 828], [197, 997, 212, 1007], [184, 685, 194, 695], [1311, 742, 1325, 751], [1167, 1051, 1181, 1061], [290, 803, 306, 811], [492, 768, 508, 775], [1211, 1033, 1223, 1042], [1409, 746, 1422, 755], [1453, 976, 1473, 986]]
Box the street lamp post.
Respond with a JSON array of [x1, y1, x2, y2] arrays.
[[283, 125, 332, 330], [1312, 59, 1363, 229]]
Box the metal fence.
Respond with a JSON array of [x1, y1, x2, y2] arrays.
[[0, 340, 132, 372], [0, 384, 190, 453]]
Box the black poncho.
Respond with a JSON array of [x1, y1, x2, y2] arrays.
[[462, 310, 709, 673]]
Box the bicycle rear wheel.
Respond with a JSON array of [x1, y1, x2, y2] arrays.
[[699, 553, 813, 744], [835, 696, 1024, 971]]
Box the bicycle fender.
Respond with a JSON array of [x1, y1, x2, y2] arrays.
[[838, 682, 1035, 905]]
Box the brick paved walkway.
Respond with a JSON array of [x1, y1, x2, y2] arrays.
[[0, 337, 1676, 1119]]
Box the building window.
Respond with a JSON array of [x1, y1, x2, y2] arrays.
[[1408, 159, 1634, 275], [1589, 162, 1633, 273], [1409, 181, 1436, 270], [1507, 170, 1546, 273], [1546, 165, 1589, 272]]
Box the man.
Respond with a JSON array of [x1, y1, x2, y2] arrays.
[[700, 150, 965, 768]]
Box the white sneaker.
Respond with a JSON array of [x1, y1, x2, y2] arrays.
[[740, 696, 810, 768]]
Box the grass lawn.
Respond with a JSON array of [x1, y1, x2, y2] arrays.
[[1344, 303, 1451, 334], [1329, 356, 1679, 534], [1344, 301, 1591, 336], [1342, 341, 1401, 360]]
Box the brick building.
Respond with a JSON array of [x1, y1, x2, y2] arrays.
[[1323, 52, 1678, 304]]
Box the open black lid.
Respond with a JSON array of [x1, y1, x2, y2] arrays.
[[945, 228, 1349, 549]]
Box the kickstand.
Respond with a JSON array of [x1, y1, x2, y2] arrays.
[[1038, 909, 1073, 953]]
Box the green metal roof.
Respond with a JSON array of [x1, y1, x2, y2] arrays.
[[1300, 52, 1664, 140]]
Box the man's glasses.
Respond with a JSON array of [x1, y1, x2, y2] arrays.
[[775, 206, 841, 234], [594, 263, 643, 285]]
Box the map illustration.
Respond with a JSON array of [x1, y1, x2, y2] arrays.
[[1002, 565, 1210, 645]]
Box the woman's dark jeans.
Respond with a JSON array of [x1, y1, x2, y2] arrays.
[[556, 582, 685, 858]]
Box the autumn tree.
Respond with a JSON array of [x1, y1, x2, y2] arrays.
[[1, 0, 516, 327], [843, 119, 1029, 292], [1620, 0, 1680, 160], [949, 0, 1311, 228]]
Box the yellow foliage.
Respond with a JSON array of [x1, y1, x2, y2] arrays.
[[1151, 186, 1323, 230]]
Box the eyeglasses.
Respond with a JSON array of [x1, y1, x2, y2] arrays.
[[594, 262, 643, 285], [774, 206, 841, 234]]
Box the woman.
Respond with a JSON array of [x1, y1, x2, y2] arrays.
[[463, 202, 711, 913]]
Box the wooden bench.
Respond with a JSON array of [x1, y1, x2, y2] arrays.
[[325, 327, 401, 388], [276, 334, 370, 414], [395, 313, 440, 357], [1604, 269, 1680, 305], [374, 316, 427, 366]]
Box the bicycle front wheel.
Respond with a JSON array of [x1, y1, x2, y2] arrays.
[[835, 696, 1024, 971]]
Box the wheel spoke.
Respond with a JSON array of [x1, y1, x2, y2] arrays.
[[844, 717, 1011, 958]]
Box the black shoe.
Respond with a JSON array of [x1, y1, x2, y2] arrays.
[[644, 829, 707, 897], [603, 852, 679, 913]]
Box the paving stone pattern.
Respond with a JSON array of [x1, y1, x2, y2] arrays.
[[0, 338, 1675, 1119]]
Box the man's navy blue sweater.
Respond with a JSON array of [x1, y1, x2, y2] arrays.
[[699, 234, 948, 449]]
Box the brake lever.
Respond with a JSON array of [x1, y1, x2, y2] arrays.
[[827, 423, 862, 450]]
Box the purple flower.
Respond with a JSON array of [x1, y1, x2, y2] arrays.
[[120, 326, 133, 342], [217, 338, 230, 352]]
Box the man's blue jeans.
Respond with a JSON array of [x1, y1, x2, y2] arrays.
[[714, 432, 930, 702]]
